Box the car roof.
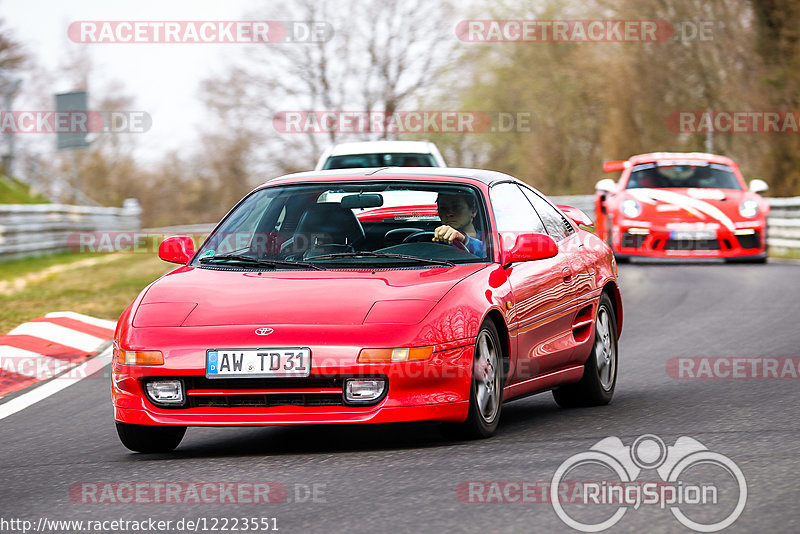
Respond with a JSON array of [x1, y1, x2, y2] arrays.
[[261, 167, 520, 187], [325, 140, 438, 156], [626, 152, 738, 167]]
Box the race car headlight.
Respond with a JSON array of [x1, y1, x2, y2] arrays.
[[739, 200, 759, 218], [357, 346, 433, 363], [621, 199, 642, 218]]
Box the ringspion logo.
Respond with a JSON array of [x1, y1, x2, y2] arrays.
[[550, 434, 746, 532]]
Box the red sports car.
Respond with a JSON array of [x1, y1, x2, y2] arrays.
[[595, 152, 769, 262], [113, 168, 622, 452]]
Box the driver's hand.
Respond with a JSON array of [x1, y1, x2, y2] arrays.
[[433, 225, 466, 245]]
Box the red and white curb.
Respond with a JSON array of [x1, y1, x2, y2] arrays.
[[0, 311, 115, 398]]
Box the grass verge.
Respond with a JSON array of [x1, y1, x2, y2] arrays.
[[769, 248, 800, 260], [0, 175, 49, 204], [0, 251, 112, 281], [0, 251, 172, 335]]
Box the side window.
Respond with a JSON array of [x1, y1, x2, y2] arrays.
[[520, 186, 574, 242], [489, 183, 546, 233]]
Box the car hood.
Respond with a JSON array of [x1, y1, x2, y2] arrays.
[[134, 264, 487, 327], [624, 188, 752, 229]]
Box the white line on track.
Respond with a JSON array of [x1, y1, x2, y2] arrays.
[[0, 345, 112, 421], [8, 322, 105, 352], [44, 311, 117, 330]]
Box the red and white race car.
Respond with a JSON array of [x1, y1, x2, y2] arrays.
[[594, 152, 769, 262]]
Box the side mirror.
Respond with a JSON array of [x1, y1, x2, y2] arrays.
[[158, 235, 196, 264], [749, 179, 768, 193], [557, 205, 594, 227], [595, 178, 617, 193], [501, 233, 558, 266]]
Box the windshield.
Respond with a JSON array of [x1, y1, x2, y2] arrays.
[[627, 162, 742, 190], [322, 153, 437, 169], [193, 181, 491, 270]]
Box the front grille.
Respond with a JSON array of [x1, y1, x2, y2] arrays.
[[664, 239, 720, 251], [184, 376, 344, 390], [145, 376, 349, 409], [736, 232, 761, 249], [621, 232, 646, 248], [190, 393, 344, 408]]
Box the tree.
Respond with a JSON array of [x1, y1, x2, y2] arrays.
[[434, 0, 798, 195], [199, 0, 458, 174]]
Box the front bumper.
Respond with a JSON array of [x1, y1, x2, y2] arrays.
[[112, 343, 474, 426], [612, 223, 766, 259]]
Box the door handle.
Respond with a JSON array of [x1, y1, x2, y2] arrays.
[[562, 267, 573, 284]]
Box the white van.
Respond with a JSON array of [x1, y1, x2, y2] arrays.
[[314, 140, 447, 170]]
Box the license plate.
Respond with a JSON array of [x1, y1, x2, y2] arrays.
[[669, 230, 717, 240], [206, 348, 311, 378]]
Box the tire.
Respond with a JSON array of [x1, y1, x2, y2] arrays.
[[553, 293, 618, 408], [116, 422, 186, 453], [441, 321, 504, 439]]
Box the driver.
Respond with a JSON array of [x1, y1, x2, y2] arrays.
[[433, 192, 484, 255]]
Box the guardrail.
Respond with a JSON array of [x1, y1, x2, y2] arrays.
[[0, 199, 141, 260], [765, 196, 800, 251], [2, 195, 798, 261], [550, 194, 800, 254]]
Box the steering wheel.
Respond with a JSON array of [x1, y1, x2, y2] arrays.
[[402, 231, 469, 252]]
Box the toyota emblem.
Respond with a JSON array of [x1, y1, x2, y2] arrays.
[[254, 327, 274, 336]]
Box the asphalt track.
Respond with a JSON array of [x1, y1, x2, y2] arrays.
[[1, 261, 798, 533]]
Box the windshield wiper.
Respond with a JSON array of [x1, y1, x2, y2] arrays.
[[306, 251, 455, 267], [199, 253, 325, 270]]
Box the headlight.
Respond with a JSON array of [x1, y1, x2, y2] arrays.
[[739, 200, 759, 218], [621, 199, 642, 218]]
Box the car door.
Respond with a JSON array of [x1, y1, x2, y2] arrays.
[[489, 182, 577, 382], [519, 186, 596, 299]]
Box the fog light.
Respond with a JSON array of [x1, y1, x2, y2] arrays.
[[145, 380, 184, 405], [344, 378, 386, 404]]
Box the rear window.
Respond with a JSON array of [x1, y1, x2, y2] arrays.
[[322, 153, 437, 169]]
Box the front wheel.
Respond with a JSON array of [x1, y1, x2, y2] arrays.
[[442, 321, 504, 439], [116, 422, 186, 453], [553, 293, 618, 408]]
